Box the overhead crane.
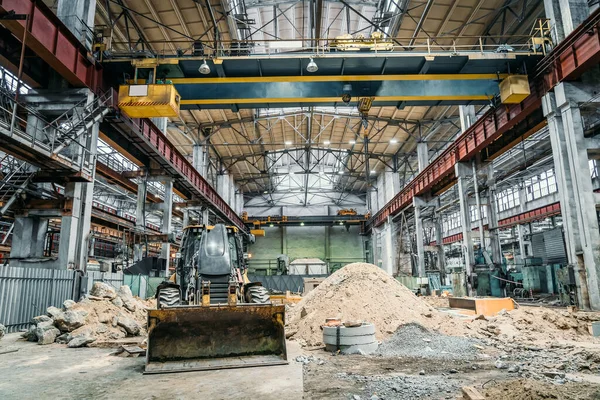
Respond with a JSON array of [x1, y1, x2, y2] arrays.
[[367, 7, 600, 232]]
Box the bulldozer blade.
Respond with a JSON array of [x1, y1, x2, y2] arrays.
[[145, 304, 287, 374]]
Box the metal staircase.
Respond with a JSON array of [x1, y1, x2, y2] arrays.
[[0, 156, 37, 216], [0, 87, 114, 180], [48, 90, 113, 154]]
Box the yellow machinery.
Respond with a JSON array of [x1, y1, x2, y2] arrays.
[[118, 59, 181, 118], [499, 75, 530, 104], [118, 84, 180, 118], [331, 32, 393, 52], [337, 208, 358, 216], [146, 224, 286, 373]]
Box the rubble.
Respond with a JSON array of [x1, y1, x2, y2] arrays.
[[53, 309, 88, 332], [0, 323, 5, 340], [89, 282, 117, 299], [23, 285, 154, 347], [67, 334, 96, 348]]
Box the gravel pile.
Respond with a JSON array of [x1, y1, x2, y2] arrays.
[[339, 372, 461, 400], [376, 323, 481, 361]]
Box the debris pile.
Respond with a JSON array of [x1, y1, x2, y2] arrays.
[[286, 262, 445, 346], [482, 378, 600, 400], [0, 323, 5, 341], [22, 282, 154, 348], [465, 306, 600, 345]]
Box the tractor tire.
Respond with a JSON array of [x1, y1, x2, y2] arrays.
[[158, 287, 180, 308], [247, 285, 271, 304]]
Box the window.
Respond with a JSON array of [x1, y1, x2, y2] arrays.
[[524, 168, 557, 201], [442, 211, 461, 233], [470, 205, 487, 222], [497, 187, 520, 212]]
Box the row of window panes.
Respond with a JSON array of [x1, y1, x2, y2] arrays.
[[497, 187, 520, 212], [524, 169, 557, 201]]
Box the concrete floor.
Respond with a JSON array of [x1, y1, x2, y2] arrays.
[[0, 334, 303, 400]]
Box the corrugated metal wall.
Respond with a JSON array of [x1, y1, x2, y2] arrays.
[[531, 228, 567, 264], [248, 274, 328, 293], [0, 267, 78, 333], [84, 271, 124, 294]]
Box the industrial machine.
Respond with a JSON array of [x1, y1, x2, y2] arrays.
[[330, 32, 393, 51], [145, 224, 287, 373], [337, 208, 358, 216]]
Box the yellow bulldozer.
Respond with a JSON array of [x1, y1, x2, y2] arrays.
[[145, 224, 287, 374]]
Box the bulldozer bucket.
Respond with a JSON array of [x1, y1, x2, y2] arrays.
[[145, 304, 287, 374]]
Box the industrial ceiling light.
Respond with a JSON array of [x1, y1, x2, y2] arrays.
[[307, 58, 318, 73], [339, 221, 344, 225], [300, 222, 305, 226], [285, 140, 292, 145], [370, 170, 376, 174], [263, 190, 269, 194], [324, 140, 331, 145], [390, 138, 398, 144], [199, 59, 211, 75], [270, 223, 274, 227], [349, 139, 356, 144]]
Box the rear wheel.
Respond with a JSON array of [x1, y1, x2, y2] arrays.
[[158, 286, 181, 308], [246, 285, 271, 304]]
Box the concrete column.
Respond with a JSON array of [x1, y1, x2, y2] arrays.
[[543, 0, 589, 42], [416, 142, 429, 172], [413, 198, 426, 278], [456, 163, 474, 294], [459, 105, 476, 132], [134, 180, 147, 262], [182, 209, 190, 227], [381, 216, 395, 275], [192, 144, 208, 177], [9, 217, 48, 267], [160, 179, 173, 275], [433, 209, 445, 275], [486, 164, 502, 265], [471, 161, 485, 248], [55, 100, 99, 270], [57, 0, 96, 48], [516, 185, 530, 258], [543, 80, 600, 309]]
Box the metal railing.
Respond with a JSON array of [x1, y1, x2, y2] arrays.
[[107, 29, 554, 59], [0, 87, 113, 176]]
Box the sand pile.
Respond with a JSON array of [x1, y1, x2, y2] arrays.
[[22, 282, 155, 347], [286, 262, 446, 346]]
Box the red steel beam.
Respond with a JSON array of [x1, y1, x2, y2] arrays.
[[115, 116, 248, 234], [370, 9, 600, 230], [539, 8, 600, 90], [497, 202, 561, 229], [0, 0, 102, 90], [431, 202, 562, 245], [371, 88, 543, 228]]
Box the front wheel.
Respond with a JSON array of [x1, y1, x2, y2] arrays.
[[246, 285, 271, 304], [157, 284, 181, 308]]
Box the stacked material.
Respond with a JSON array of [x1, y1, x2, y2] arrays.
[[323, 322, 378, 354], [286, 262, 442, 346], [22, 283, 155, 348]]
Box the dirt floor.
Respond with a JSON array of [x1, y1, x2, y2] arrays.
[[0, 334, 303, 400], [297, 316, 600, 400], [300, 341, 600, 399]]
